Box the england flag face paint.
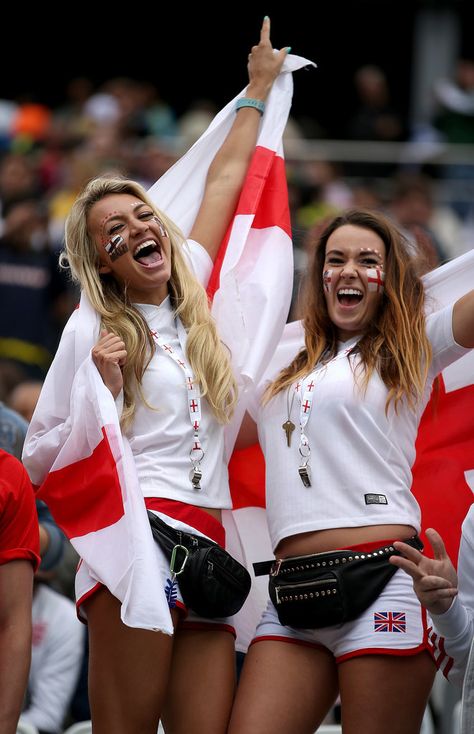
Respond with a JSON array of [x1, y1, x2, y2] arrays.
[[323, 269, 333, 293], [366, 267, 385, 294], [105, 234, 129, 262], [152, 216, 168, 238], [322, 224, 387, 341]]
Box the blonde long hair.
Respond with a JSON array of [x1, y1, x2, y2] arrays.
[[267, 209, 432, 413], [62, 176, 237, 429]]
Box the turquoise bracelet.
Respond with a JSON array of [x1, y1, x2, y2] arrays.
[[235, 97, 265, 115]]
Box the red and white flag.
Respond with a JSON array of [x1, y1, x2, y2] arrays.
[[23, 53, 314, 632], [149, 53, 314, 453]]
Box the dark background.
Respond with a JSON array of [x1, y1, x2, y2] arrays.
[[3, 0, 473, 137]]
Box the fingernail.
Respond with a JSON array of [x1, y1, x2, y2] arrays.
[[286, 47, 292, 53], [264, 15, 269, 21]]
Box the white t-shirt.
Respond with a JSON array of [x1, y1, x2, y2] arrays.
[[257, 304, 470, 550], [128, 295, 231, 508]]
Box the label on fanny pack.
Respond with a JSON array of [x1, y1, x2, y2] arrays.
[[364, 493, 388, 505]]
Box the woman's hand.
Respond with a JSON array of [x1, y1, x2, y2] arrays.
[[390, 528, 458, 615], [91, 330, 127, 399], [247, 16, 290, 101]]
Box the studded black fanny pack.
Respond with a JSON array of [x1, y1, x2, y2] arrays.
[[253, 536, 423, 629]]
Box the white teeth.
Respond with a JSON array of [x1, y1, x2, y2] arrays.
[[338, 288, 362, 296], [134, 240, 157, 256]]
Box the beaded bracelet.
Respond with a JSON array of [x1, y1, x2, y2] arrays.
[[235, 97, 265, 115]]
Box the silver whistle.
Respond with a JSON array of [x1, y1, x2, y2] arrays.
[[189, 466, 202, 490], [298, 463, 312, 488]]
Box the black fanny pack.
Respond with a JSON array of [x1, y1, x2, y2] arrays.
[[254, 535, 423, 629], [148, 511, 251, 619]]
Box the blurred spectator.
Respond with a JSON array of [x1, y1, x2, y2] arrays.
[[350, 178, 385, 210], [387, 173, 468, 264], [132, 138, 179, 189], [0, 402, 65, 573], [141, 81, 177, 140], [0, 360, 27, 401], [347, 65, 405, 141], [432, 58, 474, 222], [0, 197, 75, 379], [0, 448, 39, 734], [345, 64, 406, 178], [19, 579, 85, 734], [178, 98, 217, 148], [0, 154, 41, 227], [0, 400, 27, 459], [433, 58, 474, 145], [11, 98, 52, 152], [52, 77, 95, 147], [7, 379, 43, 422], [48, 151, 104, 244]]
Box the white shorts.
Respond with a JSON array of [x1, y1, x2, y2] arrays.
[[252, 568, 434, 663]]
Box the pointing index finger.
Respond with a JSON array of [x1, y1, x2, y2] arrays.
[[260, 15, 270, 42]]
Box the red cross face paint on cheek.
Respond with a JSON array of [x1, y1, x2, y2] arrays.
[[366, 267, 385, 294], [323, 269, 333, 293], [105, 234, 129, 262]]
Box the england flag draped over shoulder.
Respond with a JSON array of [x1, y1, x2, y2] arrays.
[[22, 53, 314, 633], [149, 53, 314, 452]]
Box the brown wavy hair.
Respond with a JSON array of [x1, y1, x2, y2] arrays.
[[267, 209, 432, 413]]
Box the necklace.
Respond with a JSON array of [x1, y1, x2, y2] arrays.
[[282, 385, 297, 447]]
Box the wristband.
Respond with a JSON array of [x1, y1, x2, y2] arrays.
[[235, 97, 265, 115]]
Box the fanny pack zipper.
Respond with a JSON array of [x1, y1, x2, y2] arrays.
[[275, 578, 338, 604]]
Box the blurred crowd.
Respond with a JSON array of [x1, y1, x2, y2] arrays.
[[0, 57, 472, 732]]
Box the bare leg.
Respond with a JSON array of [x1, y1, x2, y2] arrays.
[[162, 627, 236, 734], [338, 652, 436, 734], [85, 587, 179, 734], [228, 640, 339, 734]]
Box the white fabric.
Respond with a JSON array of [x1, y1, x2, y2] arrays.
[[184, 238, 213, 286], [131, 296, 230, 508], [21, 584, 85, 733], [254, 569, 430, 660], [257, 304, 469, 550], [461, 638, 474, 734], [429, 505, 474, 687], [24, 293, 175, 634], [148, 55, 313, 458]]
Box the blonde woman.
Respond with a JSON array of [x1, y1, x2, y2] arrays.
[[229, 209, 474, 734], [23, 19, 289, 734]]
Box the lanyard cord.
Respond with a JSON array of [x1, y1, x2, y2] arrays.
[[150, 318, 204, 490]]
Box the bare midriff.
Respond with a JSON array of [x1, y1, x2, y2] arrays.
[[275, 524, 416, 558], [198, 507, 222, 523]]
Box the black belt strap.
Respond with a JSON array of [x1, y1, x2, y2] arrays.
[[253, 534, 423, 577]]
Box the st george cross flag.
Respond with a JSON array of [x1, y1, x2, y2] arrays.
[[22, 53, 314, 632], [413, 250, 474, 564], [149, 53, 315, 454]]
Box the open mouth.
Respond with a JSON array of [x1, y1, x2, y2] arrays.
[[337, 288, 363, 306], [133, 239, 163, 267]]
